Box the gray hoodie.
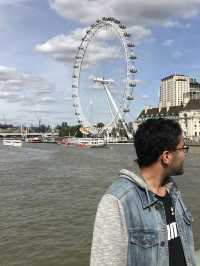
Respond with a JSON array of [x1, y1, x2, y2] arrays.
[[90, 168, 148, 266]]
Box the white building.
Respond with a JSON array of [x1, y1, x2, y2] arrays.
[[135, 74, 200, 141], [159, 74, 190, 108], [136, 99, 200, 141], [179, 99, 200, 140]]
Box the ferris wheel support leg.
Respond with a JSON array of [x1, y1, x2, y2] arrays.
[[103, 84, 131, 138], [104, 84, 132, 139], [104, 86, 116, 121]]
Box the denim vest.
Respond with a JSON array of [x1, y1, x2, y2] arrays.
[[106, 175, 196, 266]]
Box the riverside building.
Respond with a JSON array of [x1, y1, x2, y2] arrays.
[[135, 74, 200, 141], [159, 74, 190, 108]]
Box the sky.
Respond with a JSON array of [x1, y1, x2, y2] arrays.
[[0, 0, 200, 127]]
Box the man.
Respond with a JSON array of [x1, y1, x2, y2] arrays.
[[90, 118, 196, 266]]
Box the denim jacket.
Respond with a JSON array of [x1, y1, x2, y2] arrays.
[[103, 169, 196, 266]]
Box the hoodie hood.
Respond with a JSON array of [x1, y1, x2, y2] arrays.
[[119, 168, 148, 190], [119, 164, 176, 192], [119, 168, 177, 209]]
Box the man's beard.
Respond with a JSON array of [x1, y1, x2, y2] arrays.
[[169, 162, 184, 176]]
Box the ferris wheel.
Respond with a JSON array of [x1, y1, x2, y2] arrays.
[[72, 17, 137, 138]]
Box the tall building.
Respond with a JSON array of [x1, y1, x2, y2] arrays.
[[135, 74, 200, 141], [159, 74, 190, 108]]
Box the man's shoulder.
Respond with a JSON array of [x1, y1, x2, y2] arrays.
[[105, 177, 137, 200]]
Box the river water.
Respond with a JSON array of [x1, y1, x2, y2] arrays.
[[0, 143, 199, 266]]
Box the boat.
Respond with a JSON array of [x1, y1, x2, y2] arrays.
[[86, 138, 108, 148], [25, 137, 42, 143], [74, 138, 107, 148], [2, 138, 22, 147], [57, 137, 108, 148], [42, 133, 56, 143]]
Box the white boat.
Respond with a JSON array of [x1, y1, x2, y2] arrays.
[[87, 138, 108, 148], [2, 139, 22, 147], [25, 137, 42, 143], [66, 138, 107, 148]]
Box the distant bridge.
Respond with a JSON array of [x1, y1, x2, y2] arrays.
[[0, 132, 59, 138]]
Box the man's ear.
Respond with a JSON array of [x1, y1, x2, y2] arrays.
[[160, 150, 173, 167]]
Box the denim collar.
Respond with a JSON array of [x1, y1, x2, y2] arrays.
[[119, 168, 179, 209]]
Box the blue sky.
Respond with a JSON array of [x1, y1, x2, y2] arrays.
[[0, 0, 200, 126]]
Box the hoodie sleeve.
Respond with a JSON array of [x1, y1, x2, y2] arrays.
[[90, 194, 128, 266]]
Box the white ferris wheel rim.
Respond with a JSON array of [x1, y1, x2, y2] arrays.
[[72, 17, 137, 135]]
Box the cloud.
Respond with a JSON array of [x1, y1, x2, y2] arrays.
[[19, 108, 67, 115], [49, 0, 200, 27], [0, 66, 56, 106], [36, 28, 120, 66], [38, 0, 197, 66], [0, 0, 30, 5], [162, 39, 174, 47], [163, 20, 191, 28], [173, 51, 183, 58], [128, 25, 152, 43], [37, 96, 56, 104], [141, 94, 150, 99]]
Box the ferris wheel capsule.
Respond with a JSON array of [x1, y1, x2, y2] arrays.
[[119, 24, 126, 29], [124, 32, 131, 37], [129, 68, 138, 74], [127, 42, 135, 47], [127, 95, 134, 100], [123, 108, 130, 113], [114, 19, 120, 24], [130, 55, 137, 60], [129, 81, 136, 87]]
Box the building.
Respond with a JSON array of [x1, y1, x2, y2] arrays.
[[159, 74, 190, 108], [135, 74, 200, 141], [136, 99, 200, 141], [179, 99, 200, 140]]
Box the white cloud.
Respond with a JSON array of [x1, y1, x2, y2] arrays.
[[38, 0, 198, 65], [37, 96, 56, 104], [162, 39, 174, 47], [49, 0, 200, 27], [128, 25, 152, 44], [0, 0, 30, 5], [173, 51, 183, 58], [0, 66, 56, 106], [141, 94, 150, 99], [36, 28, 120, 66], [163, 20, 191, 28]]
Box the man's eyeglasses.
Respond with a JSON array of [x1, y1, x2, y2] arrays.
[[174, 145, 189, 153]]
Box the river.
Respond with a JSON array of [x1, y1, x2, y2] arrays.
[[0, 143, 199, 266]]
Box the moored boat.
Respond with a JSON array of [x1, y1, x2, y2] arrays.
[[25, 137, 42, 143], [2, 138, 22, 147], [75, 138, 107, 148]]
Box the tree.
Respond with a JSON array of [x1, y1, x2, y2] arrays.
[[96, 122, 105, 128]]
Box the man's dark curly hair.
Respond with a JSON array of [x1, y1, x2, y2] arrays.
[[134, 118, 182, 168]]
